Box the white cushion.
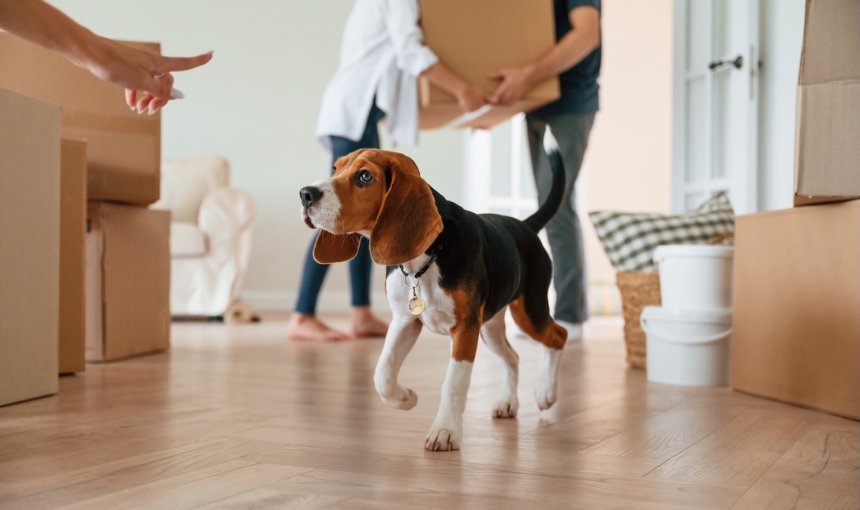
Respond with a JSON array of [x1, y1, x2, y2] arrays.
[[589, 192, 735, 272], [170, 222, 208, 257], [152, 156, 231, 223]]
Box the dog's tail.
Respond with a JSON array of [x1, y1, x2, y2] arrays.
[[524, 133, 566, 232]]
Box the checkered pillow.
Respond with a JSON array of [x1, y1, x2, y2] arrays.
[[589, 193, 735, 272]]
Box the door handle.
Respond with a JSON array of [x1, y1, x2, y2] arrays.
[[708, 55, 743, 71]]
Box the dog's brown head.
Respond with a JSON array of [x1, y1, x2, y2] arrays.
[[300, 149, 443, 266]]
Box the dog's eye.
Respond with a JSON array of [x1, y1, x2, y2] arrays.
[[355, 170, 374, 186]]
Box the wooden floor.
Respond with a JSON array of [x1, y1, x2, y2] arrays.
[[1, 315, 858, 509]]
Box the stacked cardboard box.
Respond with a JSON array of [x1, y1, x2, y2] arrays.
[[731, 0, 860, 420], [86, 204, 170, 361], [792, 0, 860, 205], [0, 35, 171, 365], [0, 88, 61, 406], [60, 139, 88, 374], [0, 33, 161, 204], [418, 0, 560, 129]]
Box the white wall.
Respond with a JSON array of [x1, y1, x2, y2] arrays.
[[758, 0, 805, 211], [50, 0, 466, 312]]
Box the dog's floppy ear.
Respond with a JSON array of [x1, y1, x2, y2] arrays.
[[313, 231, 362, 264], [370, 154, 443, 265]]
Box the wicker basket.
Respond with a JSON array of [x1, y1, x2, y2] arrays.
[[616, 271, 661, 369]]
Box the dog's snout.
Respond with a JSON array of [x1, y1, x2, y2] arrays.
[[299, 186, 323, 207]]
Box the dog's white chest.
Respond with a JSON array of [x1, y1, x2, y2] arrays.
[[386, 265, 455, 335]]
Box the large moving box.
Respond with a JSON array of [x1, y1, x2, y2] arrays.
[[0, 33, 162, 205], [794, 0, 860, 205], [731, 0, 860, 420], [60, 139, 88, 374], [0, 88, 60, 406], [86, 203, 171, 361], [419, 0, 560, 129], [732, 201, 860, 420]]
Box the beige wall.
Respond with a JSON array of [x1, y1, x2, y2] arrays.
[[581, 0, 674, 308], [49, 0, 467, 311]]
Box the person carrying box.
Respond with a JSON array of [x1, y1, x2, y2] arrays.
[[288, 0, 488, 341], [488, 0, 601, 341]]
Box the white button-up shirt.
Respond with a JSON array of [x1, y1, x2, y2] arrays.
[[316, 0, 438, 149]]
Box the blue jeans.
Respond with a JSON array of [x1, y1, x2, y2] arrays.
[[526, 112, 596, 324], [294, 105, 384, 315]]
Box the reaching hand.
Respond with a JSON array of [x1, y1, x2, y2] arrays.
[[487, 67, 533, 106], [455, 83, 489, 112], [85, 37, 212, 114]]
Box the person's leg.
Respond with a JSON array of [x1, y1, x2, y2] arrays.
[[526, 113, 595, 339], [347, 108, 378, 311], [287, 127, 369, 340], [347, 104, 388, 337], [288, 237, 348, 340], [294, 235, 330, 317]]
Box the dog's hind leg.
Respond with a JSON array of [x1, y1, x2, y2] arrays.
[[509, 295, 566, 411], [534, 340, 564, 411], [481, 308, 520, 418]]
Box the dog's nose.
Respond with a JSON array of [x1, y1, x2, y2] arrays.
[[299, 186, 323, 207]]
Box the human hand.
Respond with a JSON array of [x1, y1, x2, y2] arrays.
[[487, 66, 534, 106], [85, 37, 212, 114], [455, 83, 489, 112]]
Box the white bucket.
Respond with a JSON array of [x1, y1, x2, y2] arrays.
[[653, 245, 734, 311], [641, 306, 732, 387]]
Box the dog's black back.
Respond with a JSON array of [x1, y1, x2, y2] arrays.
[[387, 148, 565, 326]]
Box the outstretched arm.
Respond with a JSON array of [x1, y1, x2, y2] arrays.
[[0, 0, 212, 113], [381, 0, 487, 112]]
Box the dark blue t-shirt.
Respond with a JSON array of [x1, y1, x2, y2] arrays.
[[529, 0, 601, 118]]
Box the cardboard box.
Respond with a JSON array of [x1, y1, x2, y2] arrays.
[[86, 203, 171, 361], [60, 139, 88, 374], [732, 200, 860, 420], [418, 0, 560, 129], [0, 33, 162, 205], [0, 88, 60, 406], [794, 0, 860, 205]]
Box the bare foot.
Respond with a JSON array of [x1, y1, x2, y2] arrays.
[[286, 314, 349, 341], [350, 307, 389, 338]]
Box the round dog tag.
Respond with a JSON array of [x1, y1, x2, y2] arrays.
[[408, 296, 426, 315]]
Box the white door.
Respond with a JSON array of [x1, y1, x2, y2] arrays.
[[462, 115, 538, 218], [672, 0, 759, 213]]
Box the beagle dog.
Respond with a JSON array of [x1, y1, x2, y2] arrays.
[[300, 148, 567, 451]]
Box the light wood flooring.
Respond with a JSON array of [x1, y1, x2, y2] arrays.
[[1, 315, 858, 509]]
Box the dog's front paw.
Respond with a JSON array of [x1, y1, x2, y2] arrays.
[[388, 387, 418, 410], [534, 381, 558, 411], [491, 395, 519, 419], [376, 379, 419, 411], [424, 426, 461, 451]]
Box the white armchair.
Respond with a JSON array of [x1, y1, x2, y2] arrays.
[[152, 156, 256, 317]]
